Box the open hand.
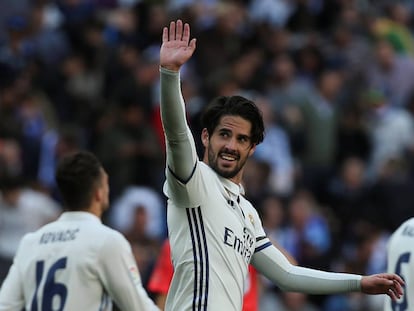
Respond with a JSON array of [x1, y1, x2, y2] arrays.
[[361, 273, 404, 301], [160, 19, 196, 72]]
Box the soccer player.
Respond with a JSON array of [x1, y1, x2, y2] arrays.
[[159, 19, 404, 311], [384, 218, 414, 311], [0, 151, 159, 311]]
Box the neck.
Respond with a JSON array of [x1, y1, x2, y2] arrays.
[[229, 176, 242, 184], [89, 204, 103, 218]]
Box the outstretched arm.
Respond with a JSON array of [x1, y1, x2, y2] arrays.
[[252, 245, 404, 301], [160, 20, 198, 183]]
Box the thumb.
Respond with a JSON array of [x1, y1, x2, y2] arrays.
[[189, 38, 197, 51]]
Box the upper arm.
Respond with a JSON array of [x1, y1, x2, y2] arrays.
[[251, 244, 292, 279], [164, 162, 211, 208]]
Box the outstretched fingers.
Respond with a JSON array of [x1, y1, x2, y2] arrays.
[[176, 19, 183, 41], [384, 274, 404, 301], [182, 22, 190, 45], [169, 20, 176, 41], [394, 274, 405, 287], [388, 285, 402, 301], [393, 277, 404, 298], [162, 27, 168, 43], [164, 19, 192, 45]]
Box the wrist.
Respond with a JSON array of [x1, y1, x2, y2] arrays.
[[160, 64, 180, 72], [160, 66, 181, 76]]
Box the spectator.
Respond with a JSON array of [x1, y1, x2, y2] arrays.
[[95, 99, 163, 198], [370, 3, 414, 55], [253, 95, 295, 196], [362, 89, 414, 180], [265, 52, 312, 115], [0, 173, 61, 284], [366, 38, 414, 107], [284, 190, 331, 269], [109, 185, 166, 241], [297, 69, 345, 202], [335, 105, 371, 166], [326, 157, 373, 252]]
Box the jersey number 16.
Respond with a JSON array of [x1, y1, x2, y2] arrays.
[[31, 257, 68, 311]]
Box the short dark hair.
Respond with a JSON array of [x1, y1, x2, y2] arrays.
[[55, 151, 103, 211], [200, 95, 265, 145]]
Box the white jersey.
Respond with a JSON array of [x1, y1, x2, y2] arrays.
[[164, 162, 271, 311], [385, 218, 414, 311], [0, 212, 159, 311]]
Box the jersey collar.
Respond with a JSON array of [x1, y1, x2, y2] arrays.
[[218, 175, 245, 197], [58, 211, 102, 223]]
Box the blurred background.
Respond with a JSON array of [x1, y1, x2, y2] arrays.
[[0, 0, 414, 310]]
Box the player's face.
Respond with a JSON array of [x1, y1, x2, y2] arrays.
[[202, 115, 256, 183]]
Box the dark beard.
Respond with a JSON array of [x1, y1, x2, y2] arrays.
[[211, 164, 241, 179], [208, 149, 242, 179]]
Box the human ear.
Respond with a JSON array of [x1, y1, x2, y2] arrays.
[[201, 128, 209, 147], [248, 144, 256, 157], [95, 187, 102, 203]]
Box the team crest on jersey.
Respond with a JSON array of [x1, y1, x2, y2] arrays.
[[248, 214, 254, 226]]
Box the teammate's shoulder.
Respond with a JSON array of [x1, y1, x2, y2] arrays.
[[97, 225, 131, 254], [405, 217, 414, 225], [19, 231, 39, 245], [397, 217, 414, 234], [17, 225, 52, 248], [99, 224, 129, 243], [25, 219, 58, 237], [396, 217, 414, 230]]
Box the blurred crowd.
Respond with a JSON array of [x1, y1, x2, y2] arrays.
[[1, 0, 414, 310]]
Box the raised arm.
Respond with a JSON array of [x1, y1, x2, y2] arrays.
[[160, 20, 198, 182]]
